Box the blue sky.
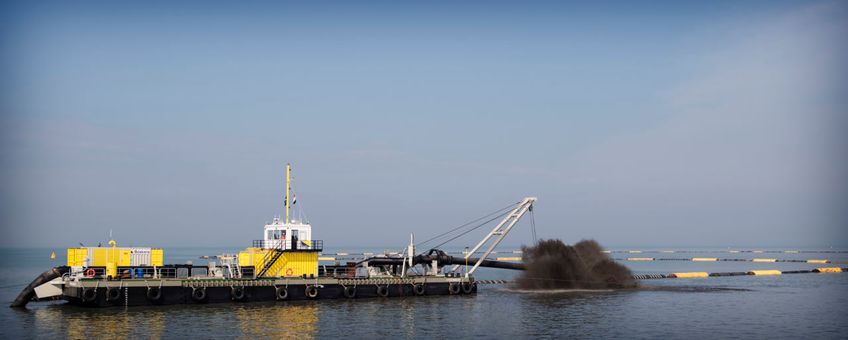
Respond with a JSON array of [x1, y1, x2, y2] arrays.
[[1, 1, 846, 249]]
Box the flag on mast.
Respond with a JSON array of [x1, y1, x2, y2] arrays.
[[292, 192, 297, 205]]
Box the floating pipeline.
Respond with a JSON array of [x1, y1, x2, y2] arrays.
[[752, 258, 777, 263], [814, 267, 843, 273], [614, 257, 846, 264], [749, 270, 782, 276], [631, 267, 848, 280], [605, 249, 848, 254], [471, 267, 848, 285], [670, 272, 709, 278]]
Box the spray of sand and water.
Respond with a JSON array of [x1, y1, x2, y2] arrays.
[[514, 239, 638, 290]]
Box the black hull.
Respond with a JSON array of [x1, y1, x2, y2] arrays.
[[65, 282, 477, 307]]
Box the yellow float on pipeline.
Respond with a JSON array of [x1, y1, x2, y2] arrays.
[[749, 270, 781, 276], [672, 272, 709, 278]]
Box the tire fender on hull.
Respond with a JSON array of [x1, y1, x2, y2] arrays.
[[82, 288, 97, 303], [147, 287, 162, 302], [106, 287, 121, 302], [413, 284, 425, 296], [306, 285, 319, 299], [462, 282, 474, 294], [275, 286, 288, 300], [231, 286, 246, 301], [192, 287, 207, 302], [377, 285, 389, 297], [343, 286, 356, 299]]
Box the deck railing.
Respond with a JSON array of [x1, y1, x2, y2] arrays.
[[252, 239, 323, 251]]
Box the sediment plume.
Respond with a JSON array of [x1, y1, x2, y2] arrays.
[[514, 239, 637, 290]]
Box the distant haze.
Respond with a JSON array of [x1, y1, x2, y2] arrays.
[[1, 1, 846, 249]]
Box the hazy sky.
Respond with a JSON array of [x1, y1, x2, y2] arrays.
[[1, 1, 846, 249]]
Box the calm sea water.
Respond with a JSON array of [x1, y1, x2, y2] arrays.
[[2, 247, 847, 339]]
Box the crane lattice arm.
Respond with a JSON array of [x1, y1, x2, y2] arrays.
[[464, 197, 536, 277]]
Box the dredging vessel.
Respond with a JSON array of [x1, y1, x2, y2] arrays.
[[12, 164, 532, 308]]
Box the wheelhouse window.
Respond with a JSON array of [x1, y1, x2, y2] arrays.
[[267, 230, 285, 240]]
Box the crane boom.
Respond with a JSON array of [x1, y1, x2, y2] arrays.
[[464, 197, 536, 277]]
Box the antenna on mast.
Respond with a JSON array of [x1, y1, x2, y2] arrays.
[[285, 163, 292, 224]]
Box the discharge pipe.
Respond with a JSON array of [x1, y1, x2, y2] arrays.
[[10, 266, 69, 308], [363, 249, 526, 271]]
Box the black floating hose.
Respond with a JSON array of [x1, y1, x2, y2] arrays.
[[10, 266, 69, 308], [361, 249, 526, 271]]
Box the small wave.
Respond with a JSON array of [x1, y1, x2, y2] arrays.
[[637, 285, 751, 293], [500, 285, 749, 294], [499, 287, 616, 294]]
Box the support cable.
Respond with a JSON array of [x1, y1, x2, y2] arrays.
[[530, 208, 537, 244], [416, 202, 520, 249], [429, 209, 514, 251]]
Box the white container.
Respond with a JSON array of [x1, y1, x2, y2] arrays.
[[129, 247, 153, 266]]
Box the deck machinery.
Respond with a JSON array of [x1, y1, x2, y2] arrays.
[[11, 165, 534, 308]]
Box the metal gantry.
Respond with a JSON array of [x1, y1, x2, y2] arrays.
[[463, 197, 536, 277]]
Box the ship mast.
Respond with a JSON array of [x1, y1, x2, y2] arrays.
[[285, 163, 291, 224]]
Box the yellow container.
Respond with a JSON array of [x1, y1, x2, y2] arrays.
[[67, 246, 161, 267], [67, 248, 88, 267], [238, 248, 261, 267], [806, 259, 828, 264], [277, 251, 318, 278], [119, 249, 131, 266], [242, 248, 318, 278], [672, 272, 709, 278], [752, 258, 776, 262], [151, 249, 164, 266], [92, 248, 108, 266], [238, 250, 252, 267], [107, 247, 120, 264], [816, 267, 842, 273], [106, 262, 117, 278]]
